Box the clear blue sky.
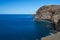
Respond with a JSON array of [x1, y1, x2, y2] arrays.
[[0, 0, 60, 14]]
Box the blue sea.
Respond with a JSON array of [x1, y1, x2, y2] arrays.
[[0, 14, 51, 40]]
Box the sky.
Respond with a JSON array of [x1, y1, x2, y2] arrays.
[[0, 0, 60, 14]]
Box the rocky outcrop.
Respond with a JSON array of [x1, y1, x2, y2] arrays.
[[34, 5, 60, 32]]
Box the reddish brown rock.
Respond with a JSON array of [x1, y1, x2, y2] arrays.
[[34, 5, 60, 32]]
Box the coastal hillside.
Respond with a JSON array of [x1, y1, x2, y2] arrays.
[[34, 5, 60, 31], [41, 32, 60, 40]]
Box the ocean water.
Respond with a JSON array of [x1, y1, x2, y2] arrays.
[[0, 14, 51, 40]]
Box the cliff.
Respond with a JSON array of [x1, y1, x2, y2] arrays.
[[34, 5, 60, 32]]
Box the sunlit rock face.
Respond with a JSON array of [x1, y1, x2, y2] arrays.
[[34, 5, 60, 31]]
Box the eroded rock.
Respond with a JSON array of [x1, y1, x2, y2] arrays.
[[34, 5, 60, 32]]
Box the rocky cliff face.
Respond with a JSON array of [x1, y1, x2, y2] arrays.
[[34, 5, 60, 32]]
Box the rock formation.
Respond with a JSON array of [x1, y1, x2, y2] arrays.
[[34, 5, 60, 32]]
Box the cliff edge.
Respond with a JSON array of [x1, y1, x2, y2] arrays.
[[41, 32, 60, 40], [34, 5, 60, 32]]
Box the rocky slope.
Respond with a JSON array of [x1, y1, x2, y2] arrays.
[[34, 5, 60, 31], [41, 32, 60, 40]]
